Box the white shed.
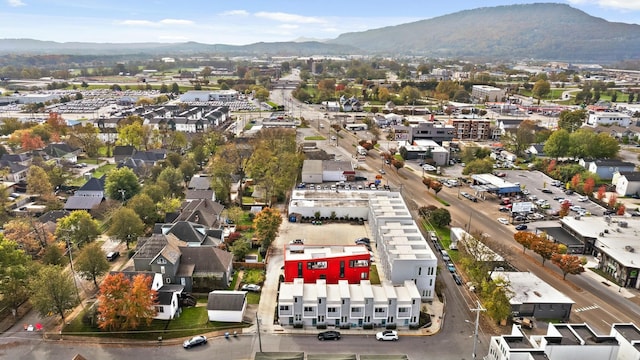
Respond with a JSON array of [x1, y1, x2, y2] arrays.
[[207, 291, 247, 323]]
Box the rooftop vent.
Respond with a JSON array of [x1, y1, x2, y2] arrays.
[[626, 246, 635, 253]]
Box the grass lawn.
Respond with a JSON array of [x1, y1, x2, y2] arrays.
[[369, 265, 381, 285], [304, 136, 326, 141], [92, 164, 116, 178], [64, 306, 246, 340]]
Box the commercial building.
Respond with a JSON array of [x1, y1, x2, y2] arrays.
[[300, 160, 356, 184], [179, 90, 239, 102], [283, 245, 371, 284], [472, 85, 506, 102], [278, 278, 421, 329], [586, 111, 632, 127], [491, 271, 574, 321], [451, 118, 493, 140]]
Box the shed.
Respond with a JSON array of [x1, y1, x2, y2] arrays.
[[207, 290, 247, 323]]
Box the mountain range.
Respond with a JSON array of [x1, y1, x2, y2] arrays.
[[0, 3, 639, 62]]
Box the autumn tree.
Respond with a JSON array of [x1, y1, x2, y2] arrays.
[[107, 207, 145, 249], [225, 206, 245, 225], [583, 178, 595, 195], [559, 201, 571, 218], [3, 217, 54, 258], [0, 235, 32, 313], [422, 177, 432, 190], [532, 79, 551, 104], [74, 242, 111, 288], [68, 123, 102, 158], [27, 165, 53, 196], [571, 174, 581, 190], [617, 204, 626, 216], [29, 265, 78, 323], [608, 193, 618, 208], [105, 167, 141, 201], [511, 119, 536, 156], [97, 273, 157, 331], [10, 129, 45, 151], [514, 231, 538, 253], [532, 236, 559, 266], [253, 207, 282, 251], [45, 112, 67, 136], [431, 181, 443, 197], [55, 210, 101, 247], [551, 254, 585, 280], [593, 188, 606, 204]]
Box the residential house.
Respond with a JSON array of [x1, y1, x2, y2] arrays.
[[188, 175, 212, 190], [586, 111, 632, 127], [131, 149, 166, 167], [206, 291, 247, 323], [157, 221, 218, 246], [63, 176, 105, 212], [113, 145, 136, 163], [173, 198, 224, 230], [0, 159, 28, 182], [185, 189, 215, 201], [42, 143, 81, 163], [612, 171, 640, 196], [526, 144, 546, 157], [581, 159, 636, 180], [38, 210, 70, 234], [278, 279, 421, 329], [108, 271, 182, 320], [496, 119, 524, 135]]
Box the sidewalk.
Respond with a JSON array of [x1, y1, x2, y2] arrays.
[[582, 255, 638, 299]]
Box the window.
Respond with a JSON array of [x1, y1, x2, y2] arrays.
[[280, 305, 290, 311], [375, 308, 385, 313], [307, 261, 327, 270], [165, 277, 171, 283], [304, 306, 314, 312], [350, 259, 369, 268], [155, 306, 164, 313], [418, 267, 422, 276], [160, 266, 165, 274], [361, 272, 368, 279], [328, 307, 337, 313], [340, 261, 345, 278], [398, 307, 409, 314], [157, 258, 166, 265]]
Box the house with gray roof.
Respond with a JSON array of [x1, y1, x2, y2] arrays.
[[113, 145, 136, 163], [42, 143, 80, 163], [64, 176, 105, 212], [174, 198, 224, 229], [0, 159, 28, 182], [188, 175, 212, 190], [207, 291, 247, 322], [580, 159, 636, 180], [612, 171, 640, 196]]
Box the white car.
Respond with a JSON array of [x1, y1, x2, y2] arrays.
[[578, 195, 589, 202], [422, 164, 436, 171], [376, 330, 399, 341], [241, 284, 262, 292], [497, 218, 509, 225]]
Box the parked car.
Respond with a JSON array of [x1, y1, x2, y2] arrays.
[[183, 335, 207, 349], [515, 224, 528, 231], [499, 206, 510, 212], [379, 169, 386, 174], [578, 195, 589, 202], [497, 218, 509, 225], [106, 251, 120, 262], [452, 273, 463, 285], [376, 330, 399, 341], [447, 262, 456, 273], [541, 188, 553, 194], [318, 330, 341, 341], [355, 237, 371, 244], [241, 284, 262, 292]]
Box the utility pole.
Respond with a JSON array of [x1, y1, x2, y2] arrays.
[[470, 301, 486, 360], [256, 312, 263, 353]]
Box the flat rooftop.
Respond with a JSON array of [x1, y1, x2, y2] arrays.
[[286, 245, 369, 261], [491, 272, 574, 305]]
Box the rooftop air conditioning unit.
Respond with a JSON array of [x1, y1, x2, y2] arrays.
[[620, 221, 628, 228]]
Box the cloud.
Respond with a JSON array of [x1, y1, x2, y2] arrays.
[[278, 24, 299, 30], [254, 11, 325, 24], [159, 19, 193, 25], [7, 0, 26, 7], [567, 0, 640, 11], [119, 19, 193, 27], [219, 10, 249, 16]]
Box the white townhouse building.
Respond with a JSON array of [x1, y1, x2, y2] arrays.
[[278, 278, 421, 329], [179, 90, 239, 102], [586, 111, 632, 127]]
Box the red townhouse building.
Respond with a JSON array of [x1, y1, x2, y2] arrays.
[[283, 245, 370, 284]]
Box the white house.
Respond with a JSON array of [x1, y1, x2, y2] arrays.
[[155, 285, 183, 320], [206, 291, 247, 323], [583, 159, 636, 180], [322, 160, 355, 182], [612, 171, 640, 197]]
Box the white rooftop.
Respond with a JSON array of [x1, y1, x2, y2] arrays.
[[491, 272, 574, 305]]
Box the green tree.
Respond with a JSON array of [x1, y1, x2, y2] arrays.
[[543, 129, 571, 158], [126, 193, 158, 225], [462, 158, 494, 175], [532, 79, 551, 104], [68, 123, 102, 158], [116, 121, 145, 149], [107, 207, 145, 249], [171, 82, 180, 94], [430, 208, 451, 227], [55, 210, 101, 247], [0, 235, 32, 312], [29, 265, 78, 323], [557, 109, 586, 133], [230, 238, 251, 261], [253, 207, 283, 251], [74, 242, 111, 288], [105, 167, 141, 201], [512, 120, 536, 156], [157, 167, 184, 197]]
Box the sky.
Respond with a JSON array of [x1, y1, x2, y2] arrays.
[[1, 0, 639, 45]]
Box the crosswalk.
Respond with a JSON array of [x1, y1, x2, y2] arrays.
[[574, 305, 599, 313]]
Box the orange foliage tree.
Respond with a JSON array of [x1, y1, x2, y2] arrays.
[[608, 193, 618, 208], [514, 231, 538, 253], [597, 185, 607, 201], [583, 178, 595, 195], [617, 204, 626, 216], [571, 174, 581, 190], [559, 201, 571, 218], [46, 112, 67, 136], [97, 273, 158, 331], [551, 254, 585, 280], [532, 236, 559, 267]]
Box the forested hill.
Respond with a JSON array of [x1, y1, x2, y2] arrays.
[[328, 3, 640, 62], [1, 3, 639, 62]]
